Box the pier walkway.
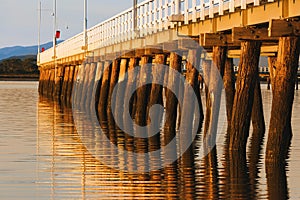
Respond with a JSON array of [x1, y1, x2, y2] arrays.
[[38, 0, 300, 166], [38, 0, 300, 66]]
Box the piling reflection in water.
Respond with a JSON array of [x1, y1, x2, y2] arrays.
[[37, 93, 295, 199]]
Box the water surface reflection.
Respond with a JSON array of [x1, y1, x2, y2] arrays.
[[35, 86, 300, 199]]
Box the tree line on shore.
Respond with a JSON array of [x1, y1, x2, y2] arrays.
[[0, 56, 39, 75]]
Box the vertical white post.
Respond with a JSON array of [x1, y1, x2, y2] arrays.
[[200, 0, 205, 20], [219, 0, 224, 15], [192, 0, 197, 22], [153, 0, 158, 32], [175, 0, 181, 15], [241, 0, 246, 9], [84, 0, 87, 51], [133, 0, 138, 37], [53, 0, 57, 80], [209, 0, 214, 18], [164, 0, 168, 29], [38, 0, 41, 64], [149, 2, 153, 29], [229, 0, 235, 12], [184, 0, 189, 24], [159, 0, 163, 30]]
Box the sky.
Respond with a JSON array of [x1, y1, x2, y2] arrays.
[[0, 0, 134, 48]]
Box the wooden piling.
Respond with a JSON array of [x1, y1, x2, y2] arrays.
[[71, 65, 80, 105], [98, 61, 112, 122], [43, 69, 49, 96], [48, 69, 55, 98], [223, 58, 235, 126], [200, 147, 219, 200], [266, 161, 288, 199], [85, 62, 97, 110], [248, 72, 266, 198], [178, 49, 202, 199], [41, 69, 47, 96], [60, 66, 69, 103], [164, 50, 181, 196], [134, 56, 152, 126], [107, 59, 120, 128], [79, 63, 91, 108], [229, 150, 252, 199], [268, 56, 277, 91], [134, 55, 152, 178], [267, 77, 271, 90], [266, 36, 300, 162], [91, 62, 104, 112], [123, 57, 138, 129], [53, 66, 64, 100], [164, 52, 182, 133], [38, 69, 45, 95], [66, 65, 75, 104], [114, 58, 128, 129], [45, 69, 51, 97], [229, 41, 261, 152], [73, 64, 84, 107], [185, 48, 204, 134], [147, 54, 165, 127], [123, 58, 138, 174], [202, 59, 211, 139], [251, 76, 265, 139], [147, 53, 166, 181], [203, 46, 226, 148]]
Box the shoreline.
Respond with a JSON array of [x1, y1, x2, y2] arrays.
[[0, 74, 39, 81]]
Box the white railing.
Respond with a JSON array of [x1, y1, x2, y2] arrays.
[[39, 0, 273, 64]]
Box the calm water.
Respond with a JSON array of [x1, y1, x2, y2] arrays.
[[0, 81, 300, 199]]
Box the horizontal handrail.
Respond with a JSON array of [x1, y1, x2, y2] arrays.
[[39, 0, 271, 65]]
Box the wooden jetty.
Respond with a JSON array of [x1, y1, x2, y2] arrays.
[[38, 0, 300, 166]]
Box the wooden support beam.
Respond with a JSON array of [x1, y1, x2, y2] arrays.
[[233, 27, 278, 42], [168, 14, 184, 23], [144, 46, 164, 55], [228, 45, 278, 57], [200, 33, 227, 46], [135, 47, 164, 57], [93, 56, 101, 62], [200, 33, 241, 47], [104, 53, 120, 61], [135, 49, 146, 57], [163, 41, 179, 52], [178, 38, 199, 49], [120, 50, 136, 58], [269, 19, 300, 37]]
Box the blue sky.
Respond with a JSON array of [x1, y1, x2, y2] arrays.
[[0, 0, 133, 48]]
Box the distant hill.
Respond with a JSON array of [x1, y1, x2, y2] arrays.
[[0, 41, 63, 61], [6, 55, 37, 60]]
